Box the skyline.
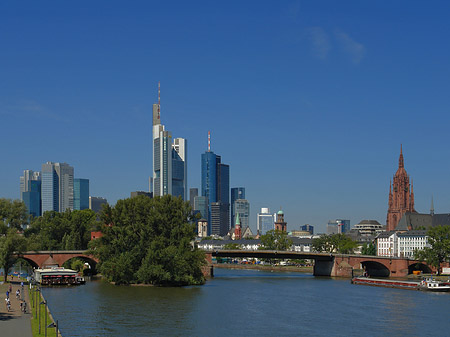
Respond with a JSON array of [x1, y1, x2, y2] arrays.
[[3, 1, 450, 233]]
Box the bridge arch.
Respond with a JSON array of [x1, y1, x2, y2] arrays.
[[361, 260, 390, 277], [17, 257, 39, 269], [61, 255, 98, 272], [408, 262, 432, 275]]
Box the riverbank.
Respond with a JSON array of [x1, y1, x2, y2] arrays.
[[213, 263, 313, 273]]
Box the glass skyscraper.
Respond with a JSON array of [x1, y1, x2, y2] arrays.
[[201, 144, 230, 236], [41, 162, 74, 213], [74, 178, 89, 210], [257, 207, 275, 235], [234, 199, 250, 229], [231, 187, 245, 228], [22, 180, 41, 217]]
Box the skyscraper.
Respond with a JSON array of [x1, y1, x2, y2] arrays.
[[257, 207, 274, 235], [74, 178, 89, 210], [189, 188, 198, 209], [20, 170, 41, 200], [20, 169, 42, 217], [231, 187, 245, 227], [201, 132, 230, 236], [41, 162, 74, 213], [234, 199, 250, 229], [89, 196, 108, 214], [151, 83, 187, 200]]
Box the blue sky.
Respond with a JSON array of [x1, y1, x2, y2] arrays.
[[2, 1, 450, 233]]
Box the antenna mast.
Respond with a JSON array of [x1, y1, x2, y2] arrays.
[[208, 131, 211, 152], [157, 81, 160, 119]]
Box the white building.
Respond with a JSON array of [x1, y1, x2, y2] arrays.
[[257, 208, 274, 235], [398, 230, 429, 258], [376, 231, 398, 257]]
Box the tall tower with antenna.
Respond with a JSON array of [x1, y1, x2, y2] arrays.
[[151, 83, 188, 199]]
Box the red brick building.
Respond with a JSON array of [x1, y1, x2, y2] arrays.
[[386, 146, 415, 231], [274, 210, 287, 232]]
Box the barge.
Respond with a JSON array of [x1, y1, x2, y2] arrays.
[[352, 276, 450, 292]]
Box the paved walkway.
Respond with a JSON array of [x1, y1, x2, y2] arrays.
[[0, 277, 32, 337]]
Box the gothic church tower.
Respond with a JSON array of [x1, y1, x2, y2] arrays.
[[386, 145, 415, 231]]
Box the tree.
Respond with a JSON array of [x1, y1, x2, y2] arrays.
[[312, 234, 357, 254], [90, 195, 206, 286], [415, 225, 450, 275], [361, 242, 377, 256], [259, 230, 292, 251], [0, 227, 27, 282], [0, 198, 29, 230]]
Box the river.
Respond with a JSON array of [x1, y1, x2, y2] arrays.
[[42, 268, 450, 336]]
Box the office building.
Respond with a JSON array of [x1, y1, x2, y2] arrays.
[[89, 196, 108, 214], [190, 188, 198, 209], [152, 83, 187, 200], [231, 187, 245, 228], [74, 178, 89, 210], [20, 170, 41, 201], [193, 196, 208, 220], [301, 224, 314, 235], [22, 180, 41, 217], [41, 162, 74, 213], [201, 132, 230, 236], [327, 219, 350, 234], [172, 137, 187, 200], [257, 208, 275, 235], [234, 199, 250, 229], [130, 191, 152, 198]]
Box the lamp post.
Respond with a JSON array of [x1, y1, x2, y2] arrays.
[[39, 300, 46, 334], [48, 320, 59, 337]]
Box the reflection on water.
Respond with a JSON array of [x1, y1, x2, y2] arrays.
[[42, 269, 450, 337]]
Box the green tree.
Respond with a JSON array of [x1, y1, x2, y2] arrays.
[[89, 195, 206, 286], [0, 198, 29, 230], [415, 225, 450, 275], [258, 230, 292, 251], [313, 234, 357, 254], [0, 227, 27, 282], [361, 242, 377, 256]]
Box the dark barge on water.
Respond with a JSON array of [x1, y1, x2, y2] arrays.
[[352, 276, 450, 292]]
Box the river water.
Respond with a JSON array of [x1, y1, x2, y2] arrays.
[[42, 268, 450, 337]]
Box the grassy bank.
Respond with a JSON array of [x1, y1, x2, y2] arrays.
[[29, 286, 59, 337]]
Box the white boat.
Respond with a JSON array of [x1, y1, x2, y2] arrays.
[[419, 278, 450, 292]]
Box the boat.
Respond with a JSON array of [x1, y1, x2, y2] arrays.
[[351, 276, 420, 290], [419, 278, 450, 292], [34, 267, 86, 286]]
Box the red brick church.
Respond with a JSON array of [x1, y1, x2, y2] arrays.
[[386, 145, 416, 231]]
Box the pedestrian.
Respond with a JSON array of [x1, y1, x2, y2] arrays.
[[6, 290, 9, 299], [23, 301, 27, 313], [8, 284, 12, 293], [16, 289, 20, 299], [21, 281, 24, 290]]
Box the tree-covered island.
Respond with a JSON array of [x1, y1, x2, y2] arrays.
[[89, 195, 206, 286]]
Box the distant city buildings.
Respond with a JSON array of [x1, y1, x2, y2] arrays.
[[74, 178, 89, 210], [20, 169, 42, 217], [193, 196, 208, 220], [201, 132, 230, 236], [189, 188, 198, 209], [152, 83, 187, 200], [89, 196, 107, 214], [274, 210, 287, 232], [327, 219, 350, 234], [130, 191, 152, 198], [257, 208, 275, 235], [234, 199, 250, 229], [301, 224, 314, 235], [42, 162, 74, 213]]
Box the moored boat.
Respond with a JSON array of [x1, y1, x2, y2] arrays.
[[419, 278, 450, 292], [351, 277, 420, 290]]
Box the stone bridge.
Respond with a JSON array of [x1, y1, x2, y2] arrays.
[[17, 250, 98, 270], [206, 250, 435, 278]]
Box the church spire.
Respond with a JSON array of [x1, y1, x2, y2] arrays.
[[399, 144, 404, 168]]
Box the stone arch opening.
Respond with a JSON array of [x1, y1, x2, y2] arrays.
[[361, 261, 390, 277], [62, 256, 98, 275], [17, 257, 39, 269], [408, 262, 432, 275]]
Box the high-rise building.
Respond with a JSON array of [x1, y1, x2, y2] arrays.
[[234, 199, 250, 229], [22, 180, 41, 217], [74, 178, 90, 210], [89, 196, 108, 214], [20, 170, 41, 201], [201, 132, 230, 236], [300, 224, 314, 235], [336, 219, 350, 233], [386, 145, 415, 231], [41, 162, 74, 213], [231, 187, 245, 228], [257, 207, 274, 235], [152, 83, 187, 200], [172, 137, 187, 200], [193, 196, 208, 220], [189, 188, 198, 209]]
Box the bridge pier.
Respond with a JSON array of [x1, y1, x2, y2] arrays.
[[313, 259, 334, 276]]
